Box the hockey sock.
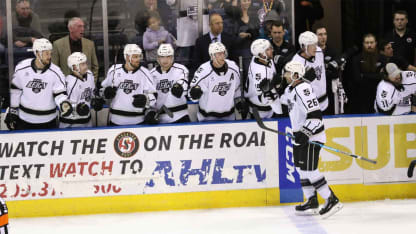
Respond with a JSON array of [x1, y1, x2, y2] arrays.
[[298, 169, 316, 199], [308, 170, 331, 200]]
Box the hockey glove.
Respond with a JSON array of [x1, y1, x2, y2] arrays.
[[259, 78, 272, 93], [5, 107, 19, 130], [235, 98, 249, 119], [76, 102, 90, 116], [132, 94, 148, 108], [189, 85, 203, 100], [91, 97, 105, 111], [271, 73, 283, 89], [171, 82, 184, 98], [294, 127, 312, 147], [103, 86, 117, 99], [327, 60, 339, 80], [60, 100, 73, 117], [144, 109, 159, 124], [304, 67, 317, 82]]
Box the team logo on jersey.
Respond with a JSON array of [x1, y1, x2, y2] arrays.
[[114, 132, 139, 158], [255, 73, 261, 81], [212, 82, 231, 96], [157, 79, 174, 93], [303, 89, 310, 96], [315, 66, 323, 80], [381, 90, 388, 98], [407, 37, 413, 43], [80, 87, 93, 102], [119, 80, 139, 94], [26, 79, 47, 93]]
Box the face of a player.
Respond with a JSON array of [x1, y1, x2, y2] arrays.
[[265, 47, 274, 59], [383, 43, 394, 57], [270, 26, 284, 44], [393, 13, 408, 31], [210, 15, 223, 36], [69, 19, 85, 41], [158, 56, 173, 70], [316, 28, 327, 48], [128, 54, 141, 68], [78, 62, 88, 75], [39, 50, 52, 65], [363, 36, 377, 53], [306, 44, 317, 57], [283, 71, 294, 84], [389, 73, 402, 85], [213, 52, 226, 67]]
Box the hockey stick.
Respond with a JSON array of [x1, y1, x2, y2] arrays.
[[407, 160, 416, 178], [159, 105, 173, 118], [251, 107, 377, 164]]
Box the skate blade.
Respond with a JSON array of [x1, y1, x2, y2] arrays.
[[295, 208, 319, 216], [321, 202, 343, 219]]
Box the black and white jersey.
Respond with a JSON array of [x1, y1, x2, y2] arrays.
[[280, 81, 326, 143], [291, 47, 328, 111], [151, 63, 189, 123], [190, 59, 241, 121], [375, 71, 416, 115], [245, 57, 283, 118], [59, 71, 95, 128], [10, 58, 68, 124], [101, 64, 156, 125]]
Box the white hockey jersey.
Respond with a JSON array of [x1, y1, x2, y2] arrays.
[[101, 64, 157, 125], [245, 57, 283, 118], [10, 58, 68, 124], [189, 59, 241, 121], [59, 71, 95, 128], [375, 71, 416, 115], [151, 63, 189, 123], [291, 47, 328, 111], [280, 81, 326, 144], [176, 0, 209, 47]]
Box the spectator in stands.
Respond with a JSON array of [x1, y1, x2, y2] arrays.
[[294, 0, 323, 49], [379, 39, 416, 72], [52, 17, 99, 81], [48, 9, 80, 43], [350, 33, 383, 114], [270, 20, 295, 75], [252, 0, 289, 39], [143, 12, 175, 64], [135, 0, 173, 36], [194, 13, 235, 70], [12, 0, 42, 47], [384, 10, 416, 66], [108, 10, 128, 64], [224, 0, 259, 78]]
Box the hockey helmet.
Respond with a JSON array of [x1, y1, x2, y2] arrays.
[[157, 43, 174, 57], [283, 61, 305, 82], [32, 38, 52, 56], [67, 52, 87, 73], [385, 63, 402, 80], [208, 42, 227, 59], [250, 39, 272, 61], [298, 31, 318, 50], [123, 44, 142, 61]]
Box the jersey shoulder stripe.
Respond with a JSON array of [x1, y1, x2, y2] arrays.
[[139, 67, 154, 85]]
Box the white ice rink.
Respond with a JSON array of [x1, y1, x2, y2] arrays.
[[9, 199, 416, 234]]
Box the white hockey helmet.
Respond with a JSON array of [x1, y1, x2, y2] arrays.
[[208, 42, 227, 59], [251, 39, 272, 61], [157, 43, 174, 57], [283, 60, 305, 82], [123, 44, 142, 61], [298, 31, 318, 50], [32, 38, 52, 56], [67, 52, 87, 72]]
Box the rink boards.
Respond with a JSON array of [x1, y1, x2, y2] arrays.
[[2, 114, 416, 217]]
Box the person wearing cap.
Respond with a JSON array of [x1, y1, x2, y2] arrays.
[[375, 63, 416, 115]]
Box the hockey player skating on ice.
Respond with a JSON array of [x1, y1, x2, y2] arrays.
[[60, 52, 104, 128], [375, 63, 416, 115], [279, 61, 343, 219], [0, 197, 8, 233], [245, 39, 283, 119], [189, 42, 247, 121], [101, 44, 158, 126], [291, 31, 329, 113], [151, 43, 191, 123], [7, 38, 73, 130]]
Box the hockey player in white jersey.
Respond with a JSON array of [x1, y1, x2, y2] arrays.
[[60, 52, 103, 128], [375, 63, 416, 115], [291, 31, 329, 113], [189, 42, 246, 121], [245, 39, 283, 119], [280, 61, 342, 218], [6, 38, 73, 130], [101, 44, 158, 126], [0, 197, 8, 234], [151, 44, 190, 123]]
